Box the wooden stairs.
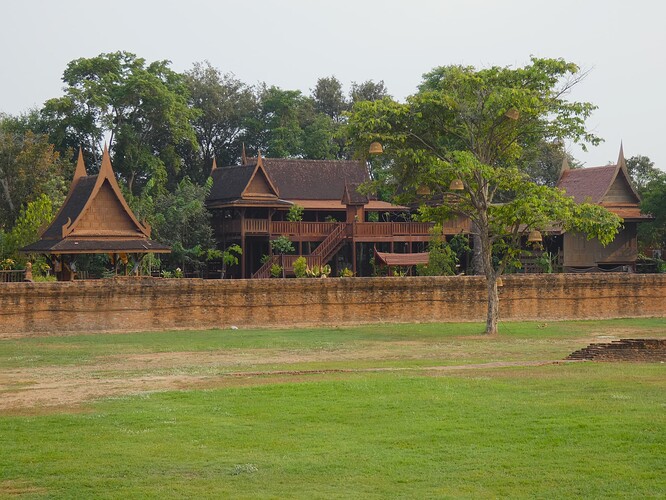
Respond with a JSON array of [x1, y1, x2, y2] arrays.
[[252, 223, 348, 279]]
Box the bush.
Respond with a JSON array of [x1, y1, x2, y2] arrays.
[[339, 267, 354, 278], [271, 236, 295, 255], [270, 263, 283, 278], [293, 257, 308, 278], [287, 204, 304, 222]]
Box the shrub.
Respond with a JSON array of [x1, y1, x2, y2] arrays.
[[287, 204, 304, 222], [339, 267, 354, 278], [270, 263, 283, 278], [293, 256, 308, 278]]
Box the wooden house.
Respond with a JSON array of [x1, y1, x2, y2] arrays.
[[555, 145, 652, 271], [22, 147, 170, 280], [206, 153, 442, 278]]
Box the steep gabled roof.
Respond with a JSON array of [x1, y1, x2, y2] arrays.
[[207, 153, 290, 208], [557, 145, 641, 205], [556, 145, 650, 222], [557, 165, 619, 204], [22, 147, 170, 254]]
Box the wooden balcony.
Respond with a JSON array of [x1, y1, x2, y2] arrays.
[[220, 219, 469, 242]]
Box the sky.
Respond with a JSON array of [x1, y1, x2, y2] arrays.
[[2, 0, 664, 170]]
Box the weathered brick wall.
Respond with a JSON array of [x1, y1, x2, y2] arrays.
[[1, 274, 665, 336]]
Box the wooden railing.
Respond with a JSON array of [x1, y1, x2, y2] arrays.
[[271, 221, 339, 237], [311, 223, 346, 260], [0, 270, 26, 282], [351, 222, 434, 237], [252, 254, 323, 279], [222, 219, 444, 238]]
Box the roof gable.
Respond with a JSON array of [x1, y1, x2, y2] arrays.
[[39, 146, 150, 240], [242, 159, 280, 199], [556, 144, 642, 206]]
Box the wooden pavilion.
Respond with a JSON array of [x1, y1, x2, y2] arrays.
[[22, 147, 170, 280], [555, 144, 653, 271]]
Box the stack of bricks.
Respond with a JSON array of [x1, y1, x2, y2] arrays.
[[566, 339, 666, 362]]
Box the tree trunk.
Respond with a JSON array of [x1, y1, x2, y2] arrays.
[[470, 226, 484, 275], [0, 176, 15, 215], [479, 228, 499, 335], [485, 274, 499, 335]]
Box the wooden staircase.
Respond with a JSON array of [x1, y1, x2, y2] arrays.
[[252, 223, 348, 279]]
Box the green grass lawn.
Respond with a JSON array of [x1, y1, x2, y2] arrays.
[[1, 319, 664, 498]]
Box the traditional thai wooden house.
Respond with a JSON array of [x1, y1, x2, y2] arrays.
[[22, 147, 170, 280], [555, 145, 652, 271], [206, 152, 442, 277]]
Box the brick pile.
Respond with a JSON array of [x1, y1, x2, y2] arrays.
[[567, 339, 666, 361]]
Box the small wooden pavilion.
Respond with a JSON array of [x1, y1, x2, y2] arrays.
[[555, 144, 653, 271], [22, 147, 170, 280]]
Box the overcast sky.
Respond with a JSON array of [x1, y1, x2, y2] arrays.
[[2, 0, 664, 170]]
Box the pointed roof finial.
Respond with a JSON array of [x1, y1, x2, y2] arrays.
[[617, 141, 626, 170], [241, 143, 247, 165], [256, 149, 263, 167], [100, 143, 113, 176], [210, 157, 218, 176], [73, 147, 87, 181]]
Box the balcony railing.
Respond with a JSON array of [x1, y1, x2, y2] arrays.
[[220, 219, 473, 239]]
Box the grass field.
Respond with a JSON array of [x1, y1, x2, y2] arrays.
[[1, 319, 665, 498]]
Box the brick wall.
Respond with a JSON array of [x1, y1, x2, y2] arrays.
[[1, 274, 665, 336]]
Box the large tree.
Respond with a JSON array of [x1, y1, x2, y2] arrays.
[[42, 51, 197, 194], [183, 62, 258, 180], [0, 115, 70, 229], [348, 58, 621, 334]]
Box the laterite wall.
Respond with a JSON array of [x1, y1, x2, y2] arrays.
[[1, 274, 665, 337]]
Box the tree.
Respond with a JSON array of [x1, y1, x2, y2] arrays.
[[1, 194, 55, 263], [640, 178, 666, 252], [0, 116, 70, 229], [626, 155, 664, 194], [42, 51, 197, 194], [348, 57, 621, 334], [350, 80, 390, 104], [183, 62, 258, 181], [312, 76, 348, 122]]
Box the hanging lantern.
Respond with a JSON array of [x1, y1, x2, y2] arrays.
[[527, 230, 543, 243], [496, 277, 504, 287], [368, 142, 383, 154], [416, 184, 431, 196], [449, 178, 464, 191], [505, 108, 520, 120]]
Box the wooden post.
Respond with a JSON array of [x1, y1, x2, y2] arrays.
[[352, 242, 357, 276]]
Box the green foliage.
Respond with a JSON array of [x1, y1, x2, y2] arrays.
[[286, 204, 304, 222], [270, 263, 283, 278], [306, 264, 331, 278], [221, 244, 242, 267], [339, 267, 354, 277], [639, 171, 666, 250], [0, 120, 70, 228], [2, 194, 55, 262], [293, 256, 308, 278], [417, 229, 458, 276], [183, 62, 259, 181], [42, 51, 197, 195], [626, 155, 664, 194], [348, 57, 621, 333], [270, 235, 295, 255], [128, 177, 216, 273]]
